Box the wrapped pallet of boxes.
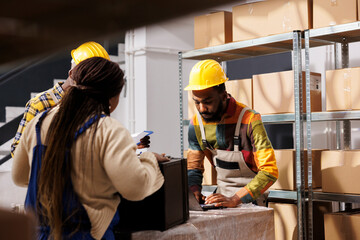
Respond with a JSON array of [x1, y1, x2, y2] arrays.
[[326, 67, 360, 111], [321, 150, 360, 194], [324, 210, 360, 240], [253, 70, 321, 115], [270, 149, 324, 191], [267, 0, 312, 35], [269, 201, 332, 240], [194, 11, 232, 49], [187, 78, 253, 120], [313, 0, 357, 29]]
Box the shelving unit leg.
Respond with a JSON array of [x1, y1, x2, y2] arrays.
[[293, 30, 306, 240], [178, 52, 184, 159], [304, 29, 313, 240]]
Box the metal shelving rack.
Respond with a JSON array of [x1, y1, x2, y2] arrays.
[[179, 31, 307, 240], [179, 21, 360, 240], [303, 21, 360, 240]]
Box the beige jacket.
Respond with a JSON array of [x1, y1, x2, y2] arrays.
[[12, 106, 164, 239]]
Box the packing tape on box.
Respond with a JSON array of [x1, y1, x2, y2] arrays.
[[205, 15, 211, 45], [282, 16, 292, 32], [281, 1, 295, 32], [330, 0, 337, 6], [339, 151, 345, 166], [248, 4, 254, 15], [343, 69, 351, 110]]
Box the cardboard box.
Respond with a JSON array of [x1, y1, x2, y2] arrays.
[[269, 202, 297, 240], [187, 78, 253, 119], [269, 201, 332, 240], [194, 11, 232, 49], [326, 67, 360, 111], [313, 0, 357, 29], [253, 70, 321, 115], [225, 79, 253, 108], [203, 157, 217, 185], [270, 149, 324, 191], [321, 150, 360, 194], [324, 210, 360, 240], [268, 0, 312, 35], [232, 2, 270, 42]]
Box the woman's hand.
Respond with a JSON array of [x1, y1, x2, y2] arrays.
[[137, 136, 150, 149], [205, 193, 241, 208], [152, 152, 170, 163]]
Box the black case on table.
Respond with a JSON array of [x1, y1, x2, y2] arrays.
[[115, 158, 189, 234]]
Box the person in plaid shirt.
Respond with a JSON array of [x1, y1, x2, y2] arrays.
[[185, 59, 278, 207], [11, 42, 118, 157]]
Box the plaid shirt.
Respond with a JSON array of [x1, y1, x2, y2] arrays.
[[11, 82, 65, 157], [187, 96, 278, 203]]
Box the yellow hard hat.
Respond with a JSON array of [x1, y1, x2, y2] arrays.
[[71, 41, 110, 64], [184, 59, 228, 91]]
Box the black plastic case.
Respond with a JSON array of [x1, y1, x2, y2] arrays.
[[115, 158, 189, 233]]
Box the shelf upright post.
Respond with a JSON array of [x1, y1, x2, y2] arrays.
[[178, 52, 184, 159], [341, 40, 351, 150], [304, 29, 313, 240], [340, 38, 353, 211], [334, 40, 351, 150], [334, 43, 342, 150], [292, 30, 306, 240]]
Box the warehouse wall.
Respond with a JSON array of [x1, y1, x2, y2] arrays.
[[125, 16, 196, 157]]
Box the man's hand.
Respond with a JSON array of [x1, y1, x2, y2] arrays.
[[205, 193, 241, 208], [152, 152, 170, 163], [193, 191, 206, 204], [137, 136, 150, 149]]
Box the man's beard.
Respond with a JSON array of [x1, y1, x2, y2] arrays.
[[200, 102, 224, 123]]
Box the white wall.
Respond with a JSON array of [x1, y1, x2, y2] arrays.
[[125, 15, 196, 157]]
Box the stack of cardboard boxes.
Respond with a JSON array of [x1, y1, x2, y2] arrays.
[[194, 0, 360, 48], [326, 67, 360, 111], [189, 1, 360, 238], [252, 71, 321, 114], [321, 150, 360, 239], [324, 210, 360, 239]]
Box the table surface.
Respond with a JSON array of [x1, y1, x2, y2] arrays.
[[132, 204, 275, 240]]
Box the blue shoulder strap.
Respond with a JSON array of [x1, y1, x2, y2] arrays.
[[35, 110, 50, 145], [74, 114, 106, 141]]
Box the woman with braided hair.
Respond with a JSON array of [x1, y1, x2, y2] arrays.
[[12, 57, 167, 240]]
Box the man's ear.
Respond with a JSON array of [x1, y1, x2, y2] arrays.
[[222, 90, 228, 101], [68, 69, 73, 78]]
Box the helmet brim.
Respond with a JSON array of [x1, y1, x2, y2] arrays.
[[184, 78, 228, 91]]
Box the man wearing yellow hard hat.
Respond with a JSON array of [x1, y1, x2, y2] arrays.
[[185, 59, 278, 207]]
